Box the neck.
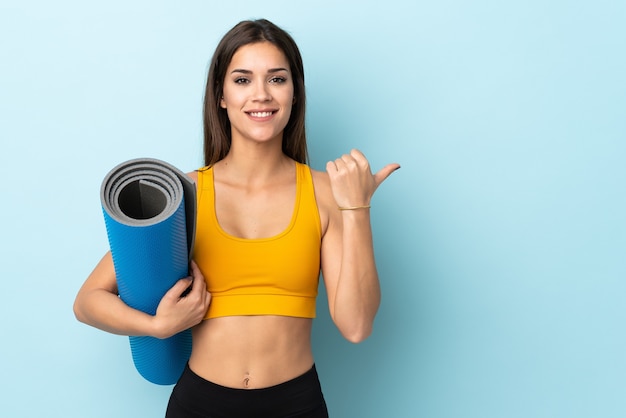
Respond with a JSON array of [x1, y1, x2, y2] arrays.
[[217, 141, 293, 184]]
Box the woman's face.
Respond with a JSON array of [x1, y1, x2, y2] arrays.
[[220, 42, 294, 146]]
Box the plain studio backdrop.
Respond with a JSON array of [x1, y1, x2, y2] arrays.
[[1, 1, 624, 417]]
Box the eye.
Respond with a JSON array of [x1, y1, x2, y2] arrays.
[[269, 76, 286, 84], [234, 77, 249, 84]]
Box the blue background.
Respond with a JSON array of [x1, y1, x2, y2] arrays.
[[1, 1, 625, 416]]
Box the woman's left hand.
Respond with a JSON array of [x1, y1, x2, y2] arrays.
[[326, 149, 400, 209]]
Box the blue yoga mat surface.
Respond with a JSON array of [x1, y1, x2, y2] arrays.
[[100, 158, 196, 385]]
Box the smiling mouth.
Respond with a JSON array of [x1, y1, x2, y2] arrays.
[[247, 111, 275, 117]]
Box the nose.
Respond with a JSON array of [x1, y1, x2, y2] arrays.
[[252, 81, 272, 102]]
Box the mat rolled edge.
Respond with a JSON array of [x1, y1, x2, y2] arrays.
[[100, 157, 196, 258]]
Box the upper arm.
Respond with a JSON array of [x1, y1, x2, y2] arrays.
[[312, 170, 342, 318], [77, 251, 119, 297]]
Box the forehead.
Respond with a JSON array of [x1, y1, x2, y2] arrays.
[[228, 42, 290, 71]]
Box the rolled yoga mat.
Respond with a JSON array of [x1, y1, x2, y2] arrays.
[[100, 158, 196, 385]]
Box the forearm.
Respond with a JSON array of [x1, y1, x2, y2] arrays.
[[332, 210, 381, 342], [73, 289, 160, 337]]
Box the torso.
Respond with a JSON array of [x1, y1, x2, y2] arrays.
[[189, 316, 314, 388], [187, 158, 332, 389]]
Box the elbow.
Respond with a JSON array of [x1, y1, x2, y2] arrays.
[[73, 297, 88, 324], [339, 322, 374, 344], [344, 331, 371, 344], [73, 301, 84, 323], [333, 307, 379, 343]]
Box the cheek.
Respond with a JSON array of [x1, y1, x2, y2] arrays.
[[225, 107, 239, 123], [282, 87, 296, 113], [220, 85, 239, 108]]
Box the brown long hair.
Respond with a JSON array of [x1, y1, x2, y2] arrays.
[[203, 19, 308, 167]]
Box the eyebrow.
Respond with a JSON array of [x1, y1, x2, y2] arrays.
[[230, 67, 289, 74]]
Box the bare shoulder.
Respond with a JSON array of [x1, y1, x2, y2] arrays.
[[310, 167, 329, 185], [310, 167, 339, 235], [186, 171, 198, 183], [310, 168, 333, 205]]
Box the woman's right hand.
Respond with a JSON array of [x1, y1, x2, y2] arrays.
[[153, 261, 211, 339]]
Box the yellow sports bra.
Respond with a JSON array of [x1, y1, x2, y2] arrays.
[[194, 162, 322, 319]]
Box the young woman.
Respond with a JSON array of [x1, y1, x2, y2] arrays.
[[74, 19, 399, 417]]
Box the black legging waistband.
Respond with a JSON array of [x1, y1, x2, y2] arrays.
[[166, 364, 328, 418]]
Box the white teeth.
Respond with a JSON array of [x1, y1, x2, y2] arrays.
[[249, 111, 273, 117]]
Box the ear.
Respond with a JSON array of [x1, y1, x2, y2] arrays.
[[220, 96, 226, 108]]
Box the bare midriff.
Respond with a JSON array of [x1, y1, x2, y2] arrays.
[[188, 316, 314, 389]]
